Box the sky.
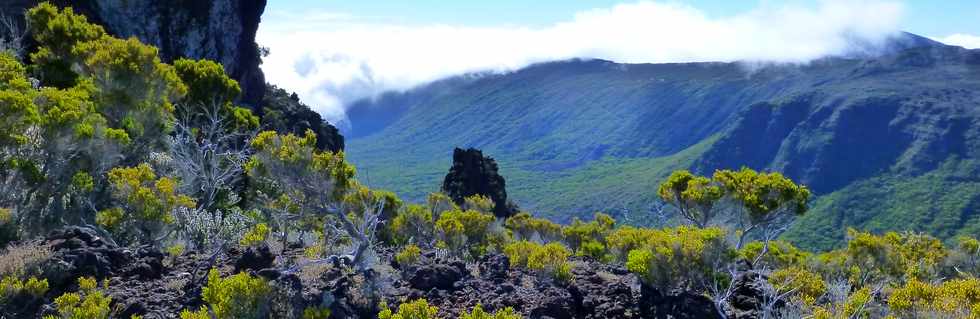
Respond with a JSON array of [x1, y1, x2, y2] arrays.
[[258, 0, 980, 124]]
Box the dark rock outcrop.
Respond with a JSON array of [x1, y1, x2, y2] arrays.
[[260, 84, 345, 152], [442, 148, 516, 218], [234, 244, 275, 272]]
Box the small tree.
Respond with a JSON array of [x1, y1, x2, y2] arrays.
[[658, 170, 723, 228], [247, 130, 385, 269], [657, 168, 809, 250], [713, 168, 810, 249]]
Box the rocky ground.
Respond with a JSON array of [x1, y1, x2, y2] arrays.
[[5, 227, 771, 318]]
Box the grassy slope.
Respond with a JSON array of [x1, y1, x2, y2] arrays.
[[784, 158, 980, 250]]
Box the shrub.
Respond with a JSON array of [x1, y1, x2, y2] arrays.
[[435, 209, 496, 258], [463, 194, 495, 214], [770, 266, 826, 305], [561, 212, 614, 255], [180, 269, 271, 319], [504, 212, 562, 242], [739, 240, 809, 269], [0, 275, 48, 300], [378, 298, 439, 319], [623, 226, 733, 291], [888, 277, 980, 318], [459, 303, 521, 319], [101, 163, 197, 245], [844, 229, 947, 285], [240, 223, 270, 247], [0, 242, 52, 278], [391, 204, 435, 247], [396, 244, 422, 267], [504, 240, 572, 282], [302, 306, 331, 319], [43, 277, 111, 319]]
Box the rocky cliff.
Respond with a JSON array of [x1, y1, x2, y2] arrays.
[[3, 0, 267, 106], [2, 0, 346, 151]]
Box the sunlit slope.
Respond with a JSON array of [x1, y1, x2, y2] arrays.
[[346, 41, 980, 249]]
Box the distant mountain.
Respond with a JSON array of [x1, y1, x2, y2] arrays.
[[345, 33, 980, 250]]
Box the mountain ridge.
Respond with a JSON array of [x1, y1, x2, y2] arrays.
[[345, 33, 980, 250]]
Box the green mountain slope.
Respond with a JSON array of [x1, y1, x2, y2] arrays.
[[345, 35, 980, 249]]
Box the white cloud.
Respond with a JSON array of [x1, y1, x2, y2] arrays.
[[934, 34, 980, 49], [257, 1, 906, 124]]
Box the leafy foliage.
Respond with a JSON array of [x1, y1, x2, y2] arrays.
[[180, 269, 271, 319], [622, 226, 733, 291], [43, 277, 111, 319], [100, 163, 195, 244], [378, 298, 439, 319], [458, 304, 521, 319]]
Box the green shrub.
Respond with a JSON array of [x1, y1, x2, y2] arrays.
[[623, 226, 733, 291], [739, 240, 809, 269], [504, 212, 562, 242], [504, 240, 572, 283], [240, 223, 270, 247], [43, 277, 110, 319], [302, 306, 331, 319], [391, 204, 434, 246], [0, 275, 48, 300], [561, 212, 614, 254], [435, 209, 496, 258], [378, 298, 438, 319], [180, 269, 271, 319], [459, 303, 521, 319], [396, 244, 422, 267]]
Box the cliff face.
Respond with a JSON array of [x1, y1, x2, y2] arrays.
[[4, 0, 267, 106]]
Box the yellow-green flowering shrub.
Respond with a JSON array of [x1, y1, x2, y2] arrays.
[[770, 266, 826, 305], [180, 269, 271, 319], [302, 306, 331, 319], [888, 278, 980, 318], [504, 212, 562, 242], [378, 298, 438, 319], [623, 226, 733, 291], [739, 240, 809, 269], [0, 276, 48, 300], [458, 303, 521, 319], [435, 209, 496, 258], [240, 223, 270, 247], [43, 277, 111, 319], [396, 244, 422, 267], [101, 163, 196, 244], [504, 240, 572, 282], [463, 194, 495, 214], [561, 212, 614, 257]]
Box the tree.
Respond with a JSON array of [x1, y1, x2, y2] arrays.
[[246, 130, 384, 269], [657, 168, 810, 250], [658, 170, 723, 228], [713, 168, 810, 249]]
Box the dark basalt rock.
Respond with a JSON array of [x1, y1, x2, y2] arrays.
[[726, 271, 782, 319], [234, 244, 275, 272], [442, 148, 517, 218], [406, 259, 466, 291]]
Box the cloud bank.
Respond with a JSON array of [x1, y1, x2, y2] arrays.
[[935, 34, 980, 49], [257, 1, 907, 124]]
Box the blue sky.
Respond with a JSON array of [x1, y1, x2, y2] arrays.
[[259, 1, 980, 123], [268, 0, 978, 36]]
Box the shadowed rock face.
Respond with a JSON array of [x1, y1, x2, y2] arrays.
[[442, 148, 515, 218], [2, 0, 347, 152], [3, 0, 268, 106]]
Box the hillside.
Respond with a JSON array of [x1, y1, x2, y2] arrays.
[[345, 35, 980, 250]]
